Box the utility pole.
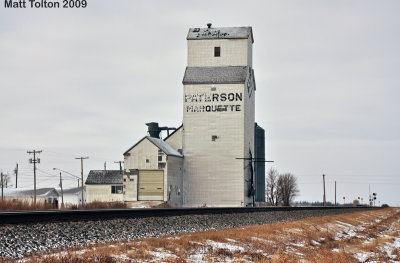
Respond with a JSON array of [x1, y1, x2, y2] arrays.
[[28, 150, 42, 206], [59, 172, 64, 208], [322, 174, 326, 206], [1, 172, 3, 200], [14, 163, 18, 188], [334, 181, 337, 206], [114, 161, 124, 173], [369, 184, 371, 206], [104, 162, 107, 171], [75, 157, 88, 206]]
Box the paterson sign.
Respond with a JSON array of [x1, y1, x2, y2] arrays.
[[184, 92, 243, 113]]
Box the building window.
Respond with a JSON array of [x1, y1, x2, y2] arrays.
[[212, 135, 219, 141], [146, 159, 149, 163], [158, 156, 163, 162], [111, 185, 123, 194], [214, 47, 220, 57]]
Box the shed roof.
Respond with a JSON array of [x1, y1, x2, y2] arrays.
[[85, 170, 123, 185], [62, 187, 83, 194], [3, 188, 59, 197], [187, 26, 254, 43], [183, 66, 250, 85], [147, 136, 183, 157], [124, 136, 183, 158]]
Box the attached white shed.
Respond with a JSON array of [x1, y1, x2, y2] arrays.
[[123, 136, 184, 206]]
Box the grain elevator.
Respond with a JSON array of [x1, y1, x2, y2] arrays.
[[120, 24, 264, 208], [182, 24, 256, 207]]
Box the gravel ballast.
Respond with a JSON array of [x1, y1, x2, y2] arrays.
[[0, 208, 371, 259]]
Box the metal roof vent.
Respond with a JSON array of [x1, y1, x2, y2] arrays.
[[207, 23, 212, 28]]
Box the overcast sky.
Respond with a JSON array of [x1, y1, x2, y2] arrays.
[[0, 0, 399, 205]]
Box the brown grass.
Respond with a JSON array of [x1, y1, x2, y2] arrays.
[[66, 201, 127, 210], [19, 208, 400, 262], [0, 199, 127, 211], [0, 198, 53, 211]]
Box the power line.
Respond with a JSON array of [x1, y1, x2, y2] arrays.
[[296, 174, 400, 177]]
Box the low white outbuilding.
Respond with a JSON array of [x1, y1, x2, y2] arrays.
[[57, 187, 86, 206], [85, 170, 123, 203], [2, 188, 60, 205]]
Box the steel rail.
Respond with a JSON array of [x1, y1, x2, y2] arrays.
[[0, 206, 378, 225]]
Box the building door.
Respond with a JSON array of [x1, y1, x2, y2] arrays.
[[138, 170, 164, 201]]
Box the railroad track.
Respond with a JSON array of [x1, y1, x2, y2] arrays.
[[0, 206, 380, 258], [0, 206, 376, 225]]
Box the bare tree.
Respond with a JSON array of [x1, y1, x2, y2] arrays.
[[277, 173, 299, 206], [0, 173, 12, 188], [266, 168, 279, 206]]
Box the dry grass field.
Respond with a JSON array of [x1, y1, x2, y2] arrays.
[[21, 208, 400, 263], [0, 199, 127, 211]]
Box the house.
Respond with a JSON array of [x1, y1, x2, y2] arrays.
[[85, 170, 123, 203]]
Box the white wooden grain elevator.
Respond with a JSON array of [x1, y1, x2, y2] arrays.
[[182, 24, 256, 207]]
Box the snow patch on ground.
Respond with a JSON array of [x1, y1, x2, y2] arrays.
[[292, 242, 306, 248], [187, 247, 208, 263], [206, 240, 245, 252], [380, 237, 400, 260], [149, 248, 178, 261], [353, 252, 375, 262], [311, 240, 321, 246], [251, 237, 273, 244]]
